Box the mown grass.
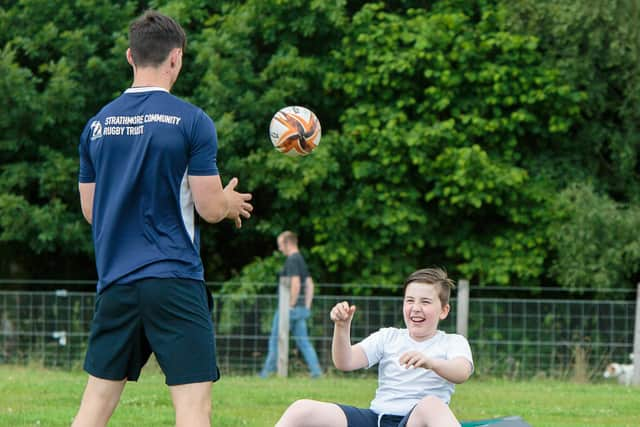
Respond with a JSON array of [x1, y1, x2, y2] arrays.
[[1, 364, 639, 426]]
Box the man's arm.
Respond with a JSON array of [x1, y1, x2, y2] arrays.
[[304, 277, 314, 309], [188, 175, 252, 227], [289, 275, 301, 307], [78, 183, 95, 224]]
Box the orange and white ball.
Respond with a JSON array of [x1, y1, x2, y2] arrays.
[[269, 106, 321, 156]]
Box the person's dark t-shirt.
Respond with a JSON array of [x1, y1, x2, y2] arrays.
[[279, 252, 310, 307]]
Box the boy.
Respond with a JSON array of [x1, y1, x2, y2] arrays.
[[276, 268, 473, 427]]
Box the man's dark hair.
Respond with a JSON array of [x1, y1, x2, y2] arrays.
[[129, 10, 186, 67]]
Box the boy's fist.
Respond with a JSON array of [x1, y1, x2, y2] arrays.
[[330, 301, 356, 324]]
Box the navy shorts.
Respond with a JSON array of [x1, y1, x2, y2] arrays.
[[337, 404, 413, 427], [83, 278, 220, 386]]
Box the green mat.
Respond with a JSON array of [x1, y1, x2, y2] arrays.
[[461, 416, 531, 427]]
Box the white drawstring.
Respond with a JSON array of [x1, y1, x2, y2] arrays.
[[377, 413, 383, 427]]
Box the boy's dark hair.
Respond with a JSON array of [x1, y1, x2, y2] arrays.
[[403, 267, 455, 307], [129, 10, 186, 67]]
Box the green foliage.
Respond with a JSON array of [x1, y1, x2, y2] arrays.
[[0, 0, 134, 273], [1, 0, 638, 291], [549, 184, 640, 290], [314, 2, 583, 285], [504, 0, 640, 289], [179, 0, 348, 278], [505, 0, 640, 200]]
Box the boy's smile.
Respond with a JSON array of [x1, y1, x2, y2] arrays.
[[403, 282, 450, 341]]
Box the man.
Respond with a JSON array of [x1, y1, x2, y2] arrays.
[[74, 10, 253, 427], [259, 231, 322, 378]]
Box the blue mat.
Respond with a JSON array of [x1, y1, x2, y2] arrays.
[[461, 416, 531, 427]]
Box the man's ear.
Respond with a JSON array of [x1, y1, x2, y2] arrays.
[[169, 48, 181, 68], [126, 48, 135, 67]]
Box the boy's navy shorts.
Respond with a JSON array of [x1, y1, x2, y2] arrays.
[[337, 404, 413, 427], [83, 278, 220, 386]]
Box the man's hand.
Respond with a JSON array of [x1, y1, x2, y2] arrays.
[[223, 177, 253, 228]]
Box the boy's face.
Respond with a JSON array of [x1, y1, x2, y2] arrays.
[[403, 282, 450, 341]]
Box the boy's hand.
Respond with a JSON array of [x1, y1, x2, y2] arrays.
[[330, 301, 356, 325], [399, 351, 433, 370]]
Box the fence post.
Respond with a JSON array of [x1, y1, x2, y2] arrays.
[[633, 283, 640, 386], [277, 276, 291, 377], [456, 279, 469, 337]]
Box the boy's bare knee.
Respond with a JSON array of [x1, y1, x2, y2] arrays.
[[277, 399, 317, 426], [289, 399, 316, 414], [413, 395, 445, 416], [409, 395, 458, 427]]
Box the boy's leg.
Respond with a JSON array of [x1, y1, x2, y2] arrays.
[[170, 381, 212, 427], [291, 313, 322, 377], [259, 310, 279, 377], [405, 395, 459, 427], [71, 375, 126, 427], [275, 400, 348, 427]]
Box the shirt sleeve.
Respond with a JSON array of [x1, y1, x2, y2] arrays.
[[78, 119, 96, 183], [283, 255, 304, 278], [187, 110, 219, 176], [446, 334, 474, 373], [357, 328, 390, 368]]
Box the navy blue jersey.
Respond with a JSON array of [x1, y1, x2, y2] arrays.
[[78, 87, 219, 292]]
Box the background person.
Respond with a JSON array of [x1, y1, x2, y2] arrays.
[[259, 231, 322, 378], [275, 267, 473, 427], [73, 10, 253, 427]]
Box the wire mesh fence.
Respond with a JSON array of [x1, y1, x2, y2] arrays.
[[0, 290, 94, 370], [0, 282, 636, 381]]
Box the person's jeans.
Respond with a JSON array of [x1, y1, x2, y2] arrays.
[[259, 306, 322, 377]]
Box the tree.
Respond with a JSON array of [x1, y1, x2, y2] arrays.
[[0, 0, 135, 278], [308, 2, 583, 286], [506, 0, 640, 289], [5, 0, 634, 293], [550, 184, 640, 291]]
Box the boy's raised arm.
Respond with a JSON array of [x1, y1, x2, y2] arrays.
[[330, 302, 368, 371]]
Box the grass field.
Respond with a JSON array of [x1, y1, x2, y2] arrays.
[[1, 365, 639, 426]]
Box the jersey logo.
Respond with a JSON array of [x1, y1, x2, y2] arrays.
[[90, 120, 103, 140]]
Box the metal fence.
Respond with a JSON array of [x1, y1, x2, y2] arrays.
[[0, 283, 636, 380]]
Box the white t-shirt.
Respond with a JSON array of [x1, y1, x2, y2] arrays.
[[357, 328, 473, 416]]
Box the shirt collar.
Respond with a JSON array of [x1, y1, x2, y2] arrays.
[[124, 86, 169, 94]]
